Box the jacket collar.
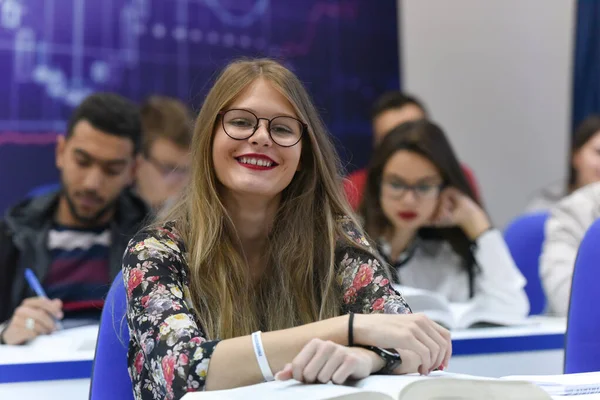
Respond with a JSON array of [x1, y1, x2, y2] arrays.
[[4, 188, 149, 241]]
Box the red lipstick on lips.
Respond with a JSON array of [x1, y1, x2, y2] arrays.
[[397, 211, 418, 221], [236, 153, 278, 171]]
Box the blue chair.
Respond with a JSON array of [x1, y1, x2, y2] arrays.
[[89, 271, 134, 400], [503, 212, 549, 315], [564, 218, 600, 373]]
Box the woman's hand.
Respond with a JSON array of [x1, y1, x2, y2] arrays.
[[432, 187, 491, 240], [353, 313, 452, 375], [274, 339, 384, 384]]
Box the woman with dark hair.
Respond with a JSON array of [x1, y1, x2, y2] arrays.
[[361, 120, 528, 316], [527, 115, 600, 211]]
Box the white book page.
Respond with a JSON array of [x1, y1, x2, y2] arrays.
[[398, 378, 551, 400], [504, 372, 600, 385], [181, 380, 390, 400], [351, 374, 430, 398], [451, 298, 532, 329], [352, 372, 551, 400], [26, 324, 99, 352], [351, 371, 500, 397], [181, 373, 553, 400], [0, 325, 98, 365], [182, 373, 493, 400]]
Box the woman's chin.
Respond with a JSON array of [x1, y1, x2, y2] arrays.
[[224, 183, 282, 199]]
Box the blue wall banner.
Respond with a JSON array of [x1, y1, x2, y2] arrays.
[[0, 0, 399, 213]]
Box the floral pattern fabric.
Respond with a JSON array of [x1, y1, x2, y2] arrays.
[[123, 218, 411, 400]]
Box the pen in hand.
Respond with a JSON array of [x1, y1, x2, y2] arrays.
[[24, 268, 64, 330]]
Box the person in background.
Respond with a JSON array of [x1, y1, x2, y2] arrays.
[[540, 181, 600, 316], [526, 115, 600, 212], [360, 120, 529, 317], [135, 96, 193, 213], [123, 59, 451, 399], [0, 93, 149, 345], [344, 91, 480, 209]]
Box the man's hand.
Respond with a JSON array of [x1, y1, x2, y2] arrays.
[[1, 297, 63, 345]]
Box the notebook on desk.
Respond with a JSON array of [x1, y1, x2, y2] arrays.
[[182, 372, 552, 400], [26, 324, 99, 352], [503, 371, 600, 396]]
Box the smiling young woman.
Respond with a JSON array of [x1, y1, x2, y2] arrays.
[[121, 59, 452, 400]]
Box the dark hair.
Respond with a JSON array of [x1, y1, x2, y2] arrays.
[[360, 120, 479, 297], [140, 96, 193, 156], [66, 92, 142, 153], [370, 91, 428, 122], [569, 114, 600, 187]]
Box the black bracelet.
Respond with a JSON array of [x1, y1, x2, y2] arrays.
[[347, 312, 354, 346]]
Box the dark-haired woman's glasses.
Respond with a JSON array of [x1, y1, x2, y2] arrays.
[[218, 109, 306, 147], [382, 180, 444, 200]]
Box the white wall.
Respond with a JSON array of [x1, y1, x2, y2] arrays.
[[399, 0, 575, 226]]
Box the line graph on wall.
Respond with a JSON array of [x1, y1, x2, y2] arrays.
[[0, 0, 399, 211]]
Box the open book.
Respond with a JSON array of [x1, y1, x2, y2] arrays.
[[394, 285, 529, 330], [182, 372, 551, 400]]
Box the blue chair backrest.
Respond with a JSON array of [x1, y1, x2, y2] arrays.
[[27, 183, 60, 198], [564, 217, 600, 373], [503, 211, 549, 315], [90, 271, 134, 400]]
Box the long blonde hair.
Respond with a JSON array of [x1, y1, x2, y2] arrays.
[[160, 58, 366, 339]]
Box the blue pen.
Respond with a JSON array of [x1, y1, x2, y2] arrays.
[[24, 268, 64, 330]]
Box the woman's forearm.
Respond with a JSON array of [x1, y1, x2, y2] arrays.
[[472, 229, 530, 316], [205, 315, 348, 390]]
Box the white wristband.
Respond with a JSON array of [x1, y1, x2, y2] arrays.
[[251, 331, 274, 382]]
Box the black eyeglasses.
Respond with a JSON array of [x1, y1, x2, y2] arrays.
[[382, 179, 445, 200], [218, 109, 306, 147]]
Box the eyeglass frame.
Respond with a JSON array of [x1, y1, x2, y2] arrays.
[[217, 108, 307, 148], [144, 153, 190, 183], [381, 179, 447, 201]]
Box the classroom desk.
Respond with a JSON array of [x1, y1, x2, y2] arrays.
[[0, 317, 567, 399], [449, 316, 566, 377], [0, 325, 98, 400]]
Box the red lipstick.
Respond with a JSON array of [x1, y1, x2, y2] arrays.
[[397, 211, 418, 221]]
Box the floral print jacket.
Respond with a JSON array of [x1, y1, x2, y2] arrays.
[[122, 218, 411, 400]]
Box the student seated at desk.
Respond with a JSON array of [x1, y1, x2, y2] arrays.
[[359, 120, 529, 319], [122, 58, 451, 399], [540, 180, 600, 316], [0, 93, 149, 345]]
